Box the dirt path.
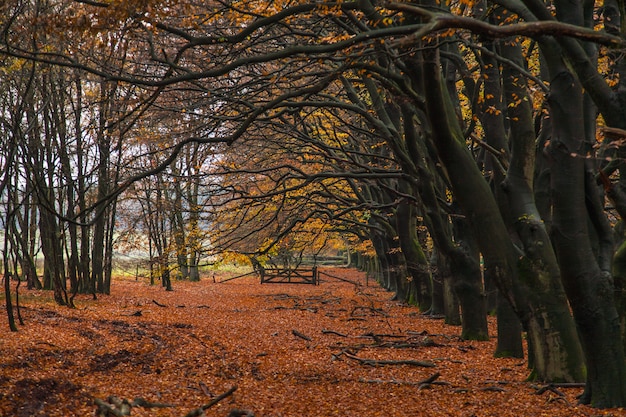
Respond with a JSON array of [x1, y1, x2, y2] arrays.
[[0, 268, 602, 416]]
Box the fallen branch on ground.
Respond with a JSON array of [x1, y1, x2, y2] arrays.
[[343, 351, 436, 368], [321, 329, 348, 337], [351, 306, 389, 318], [227, 409, 255, 417], [358, 372, 449, 389], [480, 386, 507, 392], [292, 329, 312, 341], [184, 386, 238, 417], [94, 396, 175, 416], [418, 372, 441, 389]]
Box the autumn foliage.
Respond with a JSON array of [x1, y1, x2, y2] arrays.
[[0, 268, 616, 417]]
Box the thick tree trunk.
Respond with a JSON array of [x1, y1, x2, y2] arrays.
[[382, 228, 409, 302], [494, 292, 523, 358], [421, 47, 585, 382], [449, 248, 489, 340], [92, 82, 112, 295], [370, 231, 391, 290], [428, 249, 444, 317], [450, 215, 488, 340], [547, 69, 626, 406], [613, 240, 626, 356], [396, 197, 431, 309], [39, 209, 68, 306]]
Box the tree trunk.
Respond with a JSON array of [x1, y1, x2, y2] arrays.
[[396, 196, 431, 309], [92, 81, 112, 294], [421, 47, 585, 382], [39, 209, 68, 306], [547, 68, 626, 406], [431, 248, 460, 325], [494, 292, 523, 358], [428, 249, 444, 316]]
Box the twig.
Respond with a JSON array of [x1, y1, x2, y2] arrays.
[[419, 372, 441, 385], [227, 409, 255, 417], [94, 397, 130, 417], [321, 329, 348, 337], [358, 373, 449, 388], [344, 351, 435, 368], [131, 398, 175, 408], [292, 329, 312, 341], [152, 300, 167, 307], [418, 372, 441, 390], [95, 395, 175, 416], [198, 381, 213, 397], [534, 385, 566, 396], [480, 386, 506, 392], [359, 332, 405, 339], [184, 386, 238, 417], [351, 306, 389, 317]]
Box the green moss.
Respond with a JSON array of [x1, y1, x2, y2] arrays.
[[407, 291, 418, 306], [526, 369, 538, 382], [461, 330, 490, 341], [493, 350, 524, 359]]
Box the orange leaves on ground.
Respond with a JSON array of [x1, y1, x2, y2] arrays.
[[0, 269, 619, 416]]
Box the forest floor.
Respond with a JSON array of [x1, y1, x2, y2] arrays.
[[0, 268, 623, 417]]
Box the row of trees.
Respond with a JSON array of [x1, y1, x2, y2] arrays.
[[3, 0, 626, 408]]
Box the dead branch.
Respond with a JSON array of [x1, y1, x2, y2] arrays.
[[131, 398, 176, 408], [184, 386, 238, 417], [547, 396, 571, 405], [94, 397, 131, 417], [418, 372, 444, 390], [534, 385, 566, 396], [227, 409, 255, 417], [480, 386, 507, 392], [350, 306, 389, 317], [321, 329, 348, 337], [344, 351, 436, 368], [152, 299, 167, 307], [292, 329, 312, 341], [198, 381, 213, 397], [419, 372, 441, 385], [358, 373, 449, 388], [359, 332, 405, 341], [95, 396, 175, 417], [535, 385, 565, 397], [407, 330, 454, 340]]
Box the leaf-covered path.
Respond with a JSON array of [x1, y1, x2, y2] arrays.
[[0, 269, 616, 416]]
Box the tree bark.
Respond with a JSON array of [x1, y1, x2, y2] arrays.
[[421, 47, 585, 381], [547, 67, 626, 406]]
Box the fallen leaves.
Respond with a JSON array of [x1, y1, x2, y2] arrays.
[[0, 268, 619, 416]]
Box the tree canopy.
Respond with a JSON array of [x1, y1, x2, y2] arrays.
[[3, 0, 626, 408]]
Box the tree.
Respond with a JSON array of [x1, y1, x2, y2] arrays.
[[4, 0, 626, 407]]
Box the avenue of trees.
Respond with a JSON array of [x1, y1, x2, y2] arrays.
[[2, 0, 626, 408]]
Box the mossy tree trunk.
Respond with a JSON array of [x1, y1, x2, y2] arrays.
[[421, 46, 585, 382], [545, 63, 626, 405]]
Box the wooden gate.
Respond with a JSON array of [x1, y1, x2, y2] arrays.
[[260, 267, 319, 285]]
